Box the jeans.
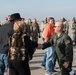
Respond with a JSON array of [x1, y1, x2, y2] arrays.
[[41, 52, 46, 67], [0, 53, 8, 75], [41, 46, 56, 74]]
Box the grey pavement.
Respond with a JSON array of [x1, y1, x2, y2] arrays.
[[4, 22, 76, 75]]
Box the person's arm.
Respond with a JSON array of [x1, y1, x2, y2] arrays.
[[42, 38, 53, 49], [72, 22, 75, 29], [37, 23, 40, 33], [62, 35, 73, 68], [37, 23, 41, 38], [37, 35, 54, 49], [64, 35, 73, 62], [24, 36, 38, 60], [24, 36, 38, 47], [66, 21, 69, 29]]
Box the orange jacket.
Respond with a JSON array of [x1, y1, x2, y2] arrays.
[[43, 24, 54, 42]]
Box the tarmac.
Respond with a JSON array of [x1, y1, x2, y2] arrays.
[[4, 23, 76, 75]]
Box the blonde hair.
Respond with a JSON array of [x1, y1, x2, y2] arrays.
[[11, 21, 26, 48], [14, 21, 26, 32]]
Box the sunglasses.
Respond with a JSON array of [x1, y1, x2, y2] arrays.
[[54, 26, 62, 28]]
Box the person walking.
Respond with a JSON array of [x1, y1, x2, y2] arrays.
[[41, 17, 56, 75], [38, 22, 73, 75]]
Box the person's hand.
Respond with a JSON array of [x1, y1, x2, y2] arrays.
[[63, 62, 69, 68], [37, 44, 43, 49]]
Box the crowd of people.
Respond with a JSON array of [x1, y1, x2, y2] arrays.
[[0, 13, 76, 75]]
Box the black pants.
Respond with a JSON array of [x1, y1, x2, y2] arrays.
[[8, 60, 31, 75]]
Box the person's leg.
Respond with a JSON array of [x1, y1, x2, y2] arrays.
[[0, 60, 5, 75], [3, 54, 8, 72], [45, 46, 56, 74], [41, 52, 46, 68], [35, 35, 38, 42], [6, 68, 9, 75], [74, 32, 76, 45], [0, 53, 7, 75], [10, 60, 31, 75], [8, 60, 18, 75], [18, 62, 31, 75], [51, 46, 56, 71], [73, 32, 75, 44], [9, 69, 18, 75]]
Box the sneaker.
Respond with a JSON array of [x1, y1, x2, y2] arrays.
[[41, 66, 46, 70], [45, 73, 52, 75], [55, 66, 59, 69]]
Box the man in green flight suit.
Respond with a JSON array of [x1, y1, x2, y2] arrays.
[[60, 17, 69, 34], [38, 22, 73, 75]]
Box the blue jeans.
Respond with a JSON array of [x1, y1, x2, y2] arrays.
[[41, 52, 46, 67], [0, 53, 8, 75], [41, 46, 56, 74]]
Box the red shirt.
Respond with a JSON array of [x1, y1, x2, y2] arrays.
[[43, 24, 54, 42]]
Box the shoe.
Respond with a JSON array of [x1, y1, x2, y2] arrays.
[[52, 70, 58, 72], [45, 73, 52, 75], [45, 74, 50, 75], [41, 66, 46, 70], [55, 66, 59, 69]]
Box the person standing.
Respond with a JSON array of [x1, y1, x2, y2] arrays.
[[0, 15, 11, 25], [0, 13, 22, 75], [60, 17, 69, 34], [72, 17, 76, 45], [8, 21, 38, 75], [41, 17, 48, 41], [40, 17, 48, 32], [26, 18, 32, 39], [38, 22, 73, 75], [30, 18, 40, 42], [41, 17, 56, 75]]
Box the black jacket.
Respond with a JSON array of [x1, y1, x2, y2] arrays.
[[24, 36, 38, 60], [0, 22, 14, 54]]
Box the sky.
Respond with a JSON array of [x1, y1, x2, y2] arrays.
[[0, 0, 76, 21]]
